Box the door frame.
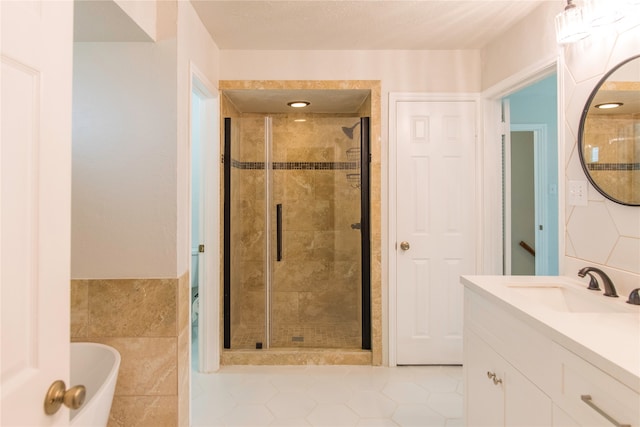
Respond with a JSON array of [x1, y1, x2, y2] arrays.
[[189, 63, 220, 373], [388, 92, 482, 367], [506, 124, 549, 275], [480, 57, 560, 277]]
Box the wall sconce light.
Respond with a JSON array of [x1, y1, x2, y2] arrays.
[[555, 0, 637, 45], [555, 0, 588, 45]]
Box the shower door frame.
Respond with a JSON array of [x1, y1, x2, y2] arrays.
[[223, 116, 372, 350], [360, 117, 372, 350]]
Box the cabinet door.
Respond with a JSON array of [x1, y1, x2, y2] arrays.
[[553, 404, 581, 426], [505, 363, 552, 426], [554, 344, 640, 427], [465, 331, 505, 426]]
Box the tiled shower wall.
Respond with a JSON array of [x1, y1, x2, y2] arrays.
[[70, 273, 190, 426], [228, 112, 363, 349], [583, 114, 639, 204]]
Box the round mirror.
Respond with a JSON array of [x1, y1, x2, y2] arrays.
[[578, 54, 640, 206]]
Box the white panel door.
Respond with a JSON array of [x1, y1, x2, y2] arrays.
[[1, 1, 73, 425], [396, 101, 476, 364]]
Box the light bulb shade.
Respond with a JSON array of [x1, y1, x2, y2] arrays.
[[555, 6, 589, 44]]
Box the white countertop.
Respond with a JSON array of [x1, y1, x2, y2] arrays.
[[461, 275, 640, 393]]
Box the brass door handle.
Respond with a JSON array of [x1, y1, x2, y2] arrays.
[[400, 241, 410, 251], [44, 380, 86, 415]]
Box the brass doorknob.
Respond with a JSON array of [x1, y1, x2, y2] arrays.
[[44, 380, 86, 415], [400, 241, 410, 251]]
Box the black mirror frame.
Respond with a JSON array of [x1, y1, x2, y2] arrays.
[[577, 54, 640, 207]]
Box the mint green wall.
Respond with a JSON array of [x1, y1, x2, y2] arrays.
[[506, 74, 559, 275]]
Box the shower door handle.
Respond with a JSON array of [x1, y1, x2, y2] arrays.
[[276, 204, 282, 261]]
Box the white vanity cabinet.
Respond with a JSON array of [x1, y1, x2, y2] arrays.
[[463, 276, 640, 427], [466, 330, 552, 426], [552, 344, 640, 427]]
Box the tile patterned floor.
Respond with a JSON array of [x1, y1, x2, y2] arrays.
[[191, 365, 464, 426]]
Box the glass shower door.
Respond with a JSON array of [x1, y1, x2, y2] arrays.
[[225, 116, 268, 349], [224, 115, 370, 351], [268, 116, 364, 349]]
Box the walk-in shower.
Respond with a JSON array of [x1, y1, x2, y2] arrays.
[[222, 100, 371, 355]]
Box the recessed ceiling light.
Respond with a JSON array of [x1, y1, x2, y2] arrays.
[[287, 101, 310, 108], [595, 102, 623, 109], [294, 119, 307, 122]]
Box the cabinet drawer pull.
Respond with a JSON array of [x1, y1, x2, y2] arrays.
[[581, 395, 630, 427], [486, 371, 502, 385]]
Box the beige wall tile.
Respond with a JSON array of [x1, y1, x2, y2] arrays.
[[239, 261, 265, 291], [70, 280, 89, 338], [238, 290, 265, 325], [271, 292, 299, 324], [88, 279, 177, 337], [177, 322, 190, 427], [98, 337, 177, 396], [273, 260, 329, 292], [108, 396, 177, 427], [177, 271, 190, 334]]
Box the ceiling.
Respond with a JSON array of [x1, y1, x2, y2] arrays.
[[190, 0, 550, 51], [192, 1, 551, 113], [74, 1, 555, 114]]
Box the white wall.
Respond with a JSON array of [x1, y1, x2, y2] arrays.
[[561, 20, 640, 296], [220, 50, 481, 130], [72, 0, 220, 280], [481, 1, 562, 90], [481, 3, 639, 295], [176, 0, 220, 277], [72, 40, 178, 279]]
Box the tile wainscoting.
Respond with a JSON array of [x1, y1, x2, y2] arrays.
[[70, 273, 190, 427]]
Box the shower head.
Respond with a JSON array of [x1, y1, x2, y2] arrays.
[[341, 122, 360, 139]]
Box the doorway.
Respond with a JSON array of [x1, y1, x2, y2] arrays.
[[509, 130, 536, 275], [190, 71, 220, 373], [502, 74, 559, 276]]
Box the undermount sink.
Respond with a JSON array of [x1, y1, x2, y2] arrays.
[[507, 283, 633, 313]]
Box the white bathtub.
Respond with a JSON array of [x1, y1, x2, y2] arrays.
[[70, 342, 121, 427]]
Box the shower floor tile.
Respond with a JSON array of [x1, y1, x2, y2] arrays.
[[231, 322, 361, 349]]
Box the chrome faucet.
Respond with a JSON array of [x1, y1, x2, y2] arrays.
[[578, 267, 619, 298]]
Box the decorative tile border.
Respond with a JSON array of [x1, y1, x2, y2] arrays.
[[232, 159, 359, 170], [587, 163, 640, 171]]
